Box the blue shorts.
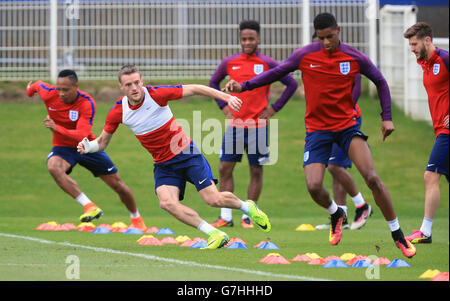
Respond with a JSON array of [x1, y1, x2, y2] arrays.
[[220, 125, 270, 166], [47, 146, 118, 177], [327, 117, 362, 168], [303, 120, 368, 167], [426, 133, 449, 182], [154, 142, 218, 201]]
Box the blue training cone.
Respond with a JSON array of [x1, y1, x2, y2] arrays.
[[190, 241, 207, 248], [257, 242, 280, 249], [124, 228, 144, 235], [91, 227, 112, 234], [156, 227, 175, 235], [226, 242, 248, 249], [322, 259, 348, 268], [351, 260, 374, 268], [386, 259, 411, 268]]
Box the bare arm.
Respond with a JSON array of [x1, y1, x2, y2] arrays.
[[77, 130, 113, 154], [182, 84, 242, 112]]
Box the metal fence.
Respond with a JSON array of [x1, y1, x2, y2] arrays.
[[0, 0, 375, 81]]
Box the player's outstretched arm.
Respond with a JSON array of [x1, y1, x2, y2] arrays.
[[223, 80, 243, 93], [77, 130, 113, 154], [182, 84, 242, 112]]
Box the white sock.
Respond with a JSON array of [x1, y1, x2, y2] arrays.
[[220, 208, 233, 222], [241, 214, 250, 220], [197, 220, 216, 235], [338, 205, 348, 217], [387, 217, 400, 232], [351, 192, 366, 208], [420, 217, 433, 237], [75, 193, 92, 207], [239, 200, 250, 215], [327, 200, 338, 215], [130, 210, 140, 219]]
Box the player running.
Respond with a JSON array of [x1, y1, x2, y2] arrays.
[[224, 13, 416, 258], [26, 70, 147, 230], [310, 32, 372, 231], [403, 22, 449, 244], [77, 65, 271, 249], [209, 20, 298, 229]]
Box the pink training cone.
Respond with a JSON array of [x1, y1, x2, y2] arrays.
[[225, 238, 247, 247], [144, 227, 160, 233], [161, 237, 179, 245], [308, 258, 328, 265], [346, 255, 370, 266], [431, 272, 449, 281], [372, 257, 391, 265], [180, 238, 206, 247], [259, 253, 291, 264], [138, 237, 163, 246], [291, 254, 312, 262], [324, 255, 342, 262]]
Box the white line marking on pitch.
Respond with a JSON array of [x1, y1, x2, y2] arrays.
[[0, 233, 331, 281]]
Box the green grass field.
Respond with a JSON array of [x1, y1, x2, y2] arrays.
[[0, 87, 448, 283]]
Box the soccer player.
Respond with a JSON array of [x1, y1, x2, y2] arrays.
[[310, 32, 372, 231], [26, 70, 147, 230], [224, 13, 416, 258], [209, 20, 298, 229], [403, 22, 449, 244], [77, 65, 271, 249]]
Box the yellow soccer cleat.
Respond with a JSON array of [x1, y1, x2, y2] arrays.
[[246, 200, 271, 233], [201, 230, 229, 250], [79, 206, 103, 223]]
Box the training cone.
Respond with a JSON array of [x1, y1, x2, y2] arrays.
[[340, 253, 357, 261], [308, 258, 327, 265], [431, 272, 449, 281], [325, 255, 342, 262], [226, 238, 247, 246], [386, 259, 411, 268], [291, 254, 311, 262], [190, 241, 208, 248], [161, 237, 179, 245], [138, 236, 163, 246], [346, 255, 369, 266], [97, 224, 113, 231], [175, 235, 191, 243], [257, 242, 280, 249], [77, 222, 96, 232], [35, 223, 57, 231], [372, 257, 391, 265], [295, 224, 316, 231], [322, 259, 348, 268], [226, 242, 248, 249], [91, 227, 112, 234], [124, 228, 144, 235], [259, 253, 291, 264], [305, 252, 321, 259], [351, 260, 374, 268], [180, 238, 205, 247], [156, 227, 175, 235], [144, 227, 159, 233], [111, 222, 128, 229], [137, 235, 154, 242], [61, 223, 77, 230], [419, 269, 441, 279]]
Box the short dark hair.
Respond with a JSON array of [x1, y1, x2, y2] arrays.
[[239, 20, 260, 34], [403, 22, 433, 41], [313, 13, 338, 30], [312, 32, 318, 40], [58, 69, 78, 85], [118, 64, 140, 82]]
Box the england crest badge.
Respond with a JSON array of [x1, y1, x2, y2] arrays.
[[433, 63, 440, 75], [254, 64, 264, 75], [69, 110, 79, 121], [340, 62, 350, 75]]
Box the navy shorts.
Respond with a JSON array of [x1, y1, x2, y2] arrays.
[[47, 146, 118, 177], [327, 117, 362, 169], [154, 142, 218, 201], [426, 133, 449, 182], [220, 125, 270, 166], [303, 120, 368, 167]]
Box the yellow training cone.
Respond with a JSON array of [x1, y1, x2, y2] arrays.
[[296, 224, 316, 231], [305, 252, 321, 259], [419, 269, 441, 279], [340, 253, 357, 261], [77, 222, 95, 228]]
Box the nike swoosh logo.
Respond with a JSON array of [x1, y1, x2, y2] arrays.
[[232, 66, 241, 70], [199, 178, 207, 184], [427, 164, 435, 167], [256, 222, 268, 230], [107, 167, 114, 171], [310, 64, 321, 68]]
